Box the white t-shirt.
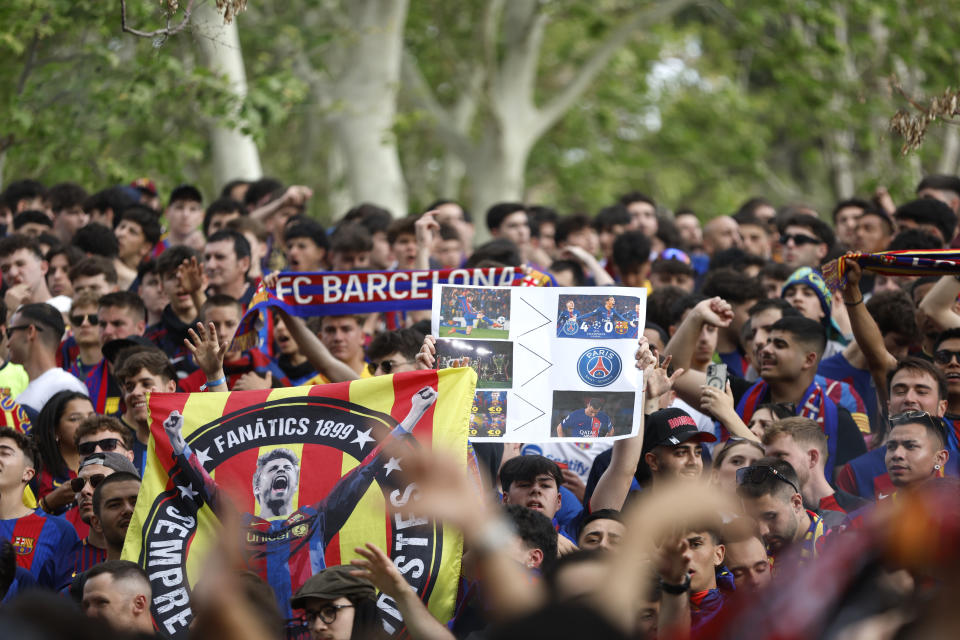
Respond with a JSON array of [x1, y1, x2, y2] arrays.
[[17, 368, 89, 414], [520, 441, 613, 483]]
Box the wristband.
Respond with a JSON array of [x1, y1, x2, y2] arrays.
[[659, 573, 692, 594], [843, 297, 863, 306], [200, 376, 226, 391]]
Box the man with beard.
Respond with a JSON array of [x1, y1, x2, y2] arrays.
[[89, 472, 140, 561], [161, 386, 438, 622]]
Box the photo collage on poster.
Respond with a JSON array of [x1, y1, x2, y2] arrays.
[[435, 286, 513, 438]]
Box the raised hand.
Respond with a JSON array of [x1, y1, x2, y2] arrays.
[[350, 543, 410, 600], [840, 254, 863, 302], [185, 322, 227, 379], [233, 371, 272, 391], [178, 256, 205, 294], [163, 410, 187, 454], [415, 334, 437, 369], [695, 296, 734, 327], [415, 210, 440, 250]]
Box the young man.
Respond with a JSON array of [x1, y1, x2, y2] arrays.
[[762, 417, 868, 521], [701, 216, 742, 259], [85, 292, 148, 415], [0, 300, 28, 400], [612, 230, 653, 288], [619, 191, 658, 237], [283, 219, 328, 272], [0, 234, 52, 309], [884, 410, 950, 493], [831, 199, 872, 248], [9, 303, 89, 419], [203, 229, 255, 308], [136, 259, 168, 327], [144, 246, 203, 378], [576, 509, 625, 552], [66, 292, 103, 379], [47, 182, 89, 245], [737, 458, 825, 566], [721, 532, 771, 592], [433, 223, 464, 269], [226, 216, 270, 280], [68, 451, 140, 575], [701, 268, 765, 377], [307, 315, 371, 384], [657, 525, 732, 635], [733, 213, 772, 259], [89, 472, 140, 561], [365, 328, 422, 377], [892, 198, 956, 246], [778, 213, 833, 270], [115, 349, 178, 461], [202, 197, 246, 238], [853, 206, 895, 254], [781, 267, 848, 359], [0, 427, 78, 588], [81, 560, 154, 634], [386, 216, 419, 270], [113, 206, 161, 285], [649, 255, 696, 292], [13, 210, 53, 237], [486, 203, 531, 261], [643, 408, 716, 485], [272, 313, 317, 386], [83, 187, 135, 230], [327, 223, 372, 271], [668, 300, 866, 480], [69, 256, 119, 299], [161, 184, 205, 251]]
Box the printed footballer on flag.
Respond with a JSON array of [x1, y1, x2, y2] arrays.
[[124, 369, 475, 638]]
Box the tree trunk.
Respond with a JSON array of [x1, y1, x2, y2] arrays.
[[326, 0, 410, 218], [938, 125, 960, 175], [193, 1, 262, 187]]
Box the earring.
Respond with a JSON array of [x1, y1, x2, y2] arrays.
[[935, 464, 942, 470]]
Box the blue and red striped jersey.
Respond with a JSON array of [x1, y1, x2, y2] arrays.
[[69, 537, 107, 580], [0, 510, 79, 589]]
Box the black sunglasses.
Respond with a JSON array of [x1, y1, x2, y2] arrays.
[[779, 233, 821, 246], [304, 603, 354, 625], [367, 360, 415, 375], [934, 350, 960, 365], [736, 465, 800, 495], [7, 324, 40, 334], [70, 313, 98, 327], [70, 473, 106, 493], [77, 438, 123, 456]]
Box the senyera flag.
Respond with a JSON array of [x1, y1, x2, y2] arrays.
[[123, 368, 476, 638], [231, 266, 555, 351]]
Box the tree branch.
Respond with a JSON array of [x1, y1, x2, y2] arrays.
[[401, 51, 472, 158], [120, 0, 196, 41], [537, 0, 696, 134]]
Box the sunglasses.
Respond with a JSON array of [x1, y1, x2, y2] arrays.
[[70, 313, 98, 327], [934, 350, 960, 365], [367, 360, 415, 375], [77, 437, 123, 456], [736, 464, 800, 495], [889, 410, 946, 435], [656, 248, 691, 265], [304, 603, 354, 625], [70, 473, 106, 493], [779, 233, 821, 246]]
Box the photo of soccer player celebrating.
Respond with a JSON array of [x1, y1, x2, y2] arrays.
[[435, 338, 513, 388], [439, 286, 511, 339], [556, 294, 641, 339], [552, 391, 634, 438]]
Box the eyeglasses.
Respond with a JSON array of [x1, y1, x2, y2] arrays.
[[779, 234, 821, 246], [77, 437, 124, 456], [934, 350, 960, 365], [367, 360, 415, 375], [304, 603, 354, 625], [70, 473, 106, 493], [889, 410, 945, 434], [70, 313, 98, 327], [736, 465, 800, 495], [7, 324, 40, 334]]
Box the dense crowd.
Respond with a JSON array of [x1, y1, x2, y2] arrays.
[[1, 174, 960, 639]]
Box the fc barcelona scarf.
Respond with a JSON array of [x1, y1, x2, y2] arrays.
[[231, 266, 555, 351], [736, 380, 840, 478], [821, 249, 960, 293]]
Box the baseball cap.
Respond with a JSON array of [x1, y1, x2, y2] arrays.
[[130, 177, 158, 197], [169, 184, 203, 206], [646, 408, 716, 449], [79, 451, 139, 477], [290, 565, 375, 609]]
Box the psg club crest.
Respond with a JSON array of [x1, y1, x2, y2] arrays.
[[562, 319, 579, 336], [577, 347, 622, 387]]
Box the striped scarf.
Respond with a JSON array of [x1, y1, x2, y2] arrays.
[[821, 249, 960, 292]]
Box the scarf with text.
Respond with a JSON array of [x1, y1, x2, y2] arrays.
[[821, 249, 960, 292], [231, 266, 554, 351]]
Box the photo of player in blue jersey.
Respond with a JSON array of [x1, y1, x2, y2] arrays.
[[556, 294, 642, 339], [439, 286, 511, 339], [551, 391, 634, 438], [471, 390, 508, 437]]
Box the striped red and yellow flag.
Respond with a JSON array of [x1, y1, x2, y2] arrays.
[[123, 368, 475, 638]]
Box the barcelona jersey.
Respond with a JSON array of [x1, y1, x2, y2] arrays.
[[457, 294, 476, 319], [0, 510, 79, 589]]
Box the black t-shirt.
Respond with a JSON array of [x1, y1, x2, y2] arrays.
[[729, 375, 867, 477]]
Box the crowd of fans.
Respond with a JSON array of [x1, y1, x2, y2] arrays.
[[2, 173, 960, 639]]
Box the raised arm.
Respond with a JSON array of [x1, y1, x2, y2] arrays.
[[918, 274, 960, 331], [185, 322, 228, 391], [839, 258, 897, 400], [249, 185, 313, 224], [662, 297, 733, 408], [560, 246, 615, 286], [163, 410, 224, 512], [274, 306, 358, 383]]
